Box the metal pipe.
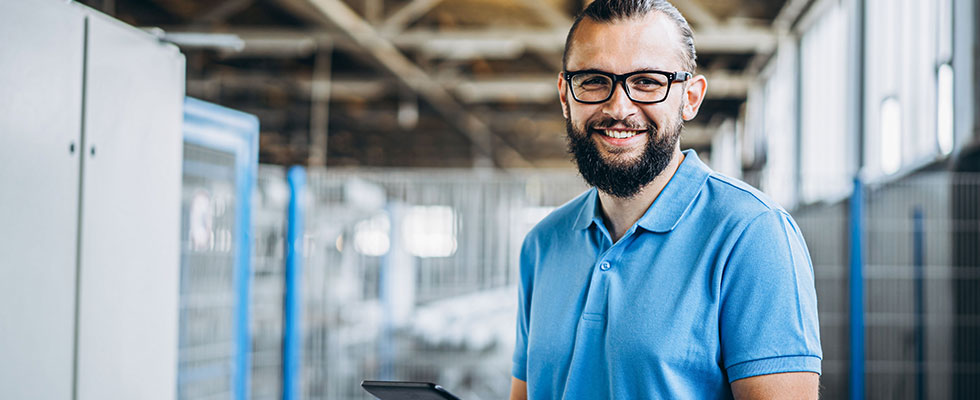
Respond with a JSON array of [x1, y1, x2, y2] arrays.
[[284, 166, 306, 400], [849, 177, 865, 400], [913, 206, 926, 400]]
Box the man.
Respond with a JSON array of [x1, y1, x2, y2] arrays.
[[509, 1, 822, 399]]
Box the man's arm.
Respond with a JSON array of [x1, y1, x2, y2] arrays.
[[509, 377, 527, 400], [731, 372, 819, 400], [719, 211, 823, 384]]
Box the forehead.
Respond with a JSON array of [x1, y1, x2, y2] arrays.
[[567, 12, 685, 73]]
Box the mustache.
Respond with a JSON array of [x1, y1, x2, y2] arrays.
[[587, 118, 654, 131]]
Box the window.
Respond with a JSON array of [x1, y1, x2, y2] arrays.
[[864, 0, 954, 176]]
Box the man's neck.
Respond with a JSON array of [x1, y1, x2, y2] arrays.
[[597, 149, 685, 243]]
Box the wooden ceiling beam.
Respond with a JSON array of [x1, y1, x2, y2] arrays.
[[387, 26, 775, 56], [162, 24, 776, 59], [286, 0, 533, 168], [522, 0, 573, 29], [379, 0, 444, 35], [192, 0, 255, 25]]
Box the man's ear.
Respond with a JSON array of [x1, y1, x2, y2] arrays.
[[557, 71, 569, 119], [681, 74, 708, 121]]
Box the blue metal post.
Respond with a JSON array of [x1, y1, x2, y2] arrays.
[[913, 207, 925, 400], [181, 97, 259, 400], [378, 204, 396, 380], [849, 177, 865, 400], [284, 166, 306, 400]]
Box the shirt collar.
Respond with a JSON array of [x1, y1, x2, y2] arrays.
[[572, 186, 601, 231], [573, 149, 712, 233]]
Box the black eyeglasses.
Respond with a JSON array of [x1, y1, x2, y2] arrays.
[[563, 69, 691, 104]]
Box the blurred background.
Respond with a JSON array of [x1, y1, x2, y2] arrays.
[[2, 0, 979, 399]]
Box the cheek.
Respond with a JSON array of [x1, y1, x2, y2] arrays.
[[638, 108, 665, 129], [643, 101, 685, 127], [568, 104, 599, 125]]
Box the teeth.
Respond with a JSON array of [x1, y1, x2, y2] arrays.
[[602, 130, 639, 139]]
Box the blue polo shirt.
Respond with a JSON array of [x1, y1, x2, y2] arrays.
[[512, 150, 821, 399]]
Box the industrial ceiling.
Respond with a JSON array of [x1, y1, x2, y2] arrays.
[[79, 0, 801, 168]]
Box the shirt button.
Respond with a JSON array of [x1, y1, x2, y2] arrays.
[[599, 261, 611, 271]]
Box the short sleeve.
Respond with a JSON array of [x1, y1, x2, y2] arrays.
[[511, 237, 535, 381], [719, 210, 822, 382]]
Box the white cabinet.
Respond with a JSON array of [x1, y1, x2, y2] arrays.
[[0, 1, 85, 398], [0, 2, 185, 399], [74, 11, 185, 400]]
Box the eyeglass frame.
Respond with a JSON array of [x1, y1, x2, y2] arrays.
[[562, 69, 693, 104]]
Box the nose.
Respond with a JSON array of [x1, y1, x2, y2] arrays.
[[601, 81, 639, 121]]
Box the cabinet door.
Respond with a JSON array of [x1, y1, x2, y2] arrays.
[[0, 1, 85, 399], [75, 11, 185, 400]]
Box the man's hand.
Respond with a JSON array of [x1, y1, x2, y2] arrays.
[[509, 377, 527, 400], [731, 372, 819, 399]]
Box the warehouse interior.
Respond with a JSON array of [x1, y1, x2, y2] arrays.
[[2, 0, 980, 399], [85, 0, 789, 169]]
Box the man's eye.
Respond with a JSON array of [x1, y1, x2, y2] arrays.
[[633, 78, 663, 87], [581, 77, 609, 86]]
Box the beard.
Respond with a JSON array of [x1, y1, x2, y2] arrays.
[[566, 111, 683, 199]]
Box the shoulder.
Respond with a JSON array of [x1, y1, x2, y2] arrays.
[[699, 175, 810, 268], [701, 171, 791, 224]]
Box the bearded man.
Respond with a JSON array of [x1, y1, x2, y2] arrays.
[[508, 1, 822, 399]]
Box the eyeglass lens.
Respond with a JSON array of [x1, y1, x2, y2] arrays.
[[570, 72, 671, 103]]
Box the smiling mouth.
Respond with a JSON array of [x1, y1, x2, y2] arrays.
[[596, 129, 644, 139]]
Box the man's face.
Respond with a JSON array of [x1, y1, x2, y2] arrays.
[[559, 12, 705, 198]]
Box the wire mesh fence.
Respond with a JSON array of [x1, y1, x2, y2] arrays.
[[251, 165, 289, 399], [240, 166, 980, 399], [178, 143, 239, 400], [794, 172, 980, 399], [794, 197, 849, 399], [298, 168, 587, 400]]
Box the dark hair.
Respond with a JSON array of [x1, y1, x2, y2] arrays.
[[562, 0, 697, 73]]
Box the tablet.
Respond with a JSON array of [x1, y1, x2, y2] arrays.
[[360, 380, 462, 400]]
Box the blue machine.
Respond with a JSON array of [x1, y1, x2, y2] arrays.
[[178, 97, 258, 400]]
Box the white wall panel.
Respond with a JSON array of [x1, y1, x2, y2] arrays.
[[75, 10, 185, 400], [760, 37, 798, 208], [0, 1, 84, 398], [799, 1, 851, 201]]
